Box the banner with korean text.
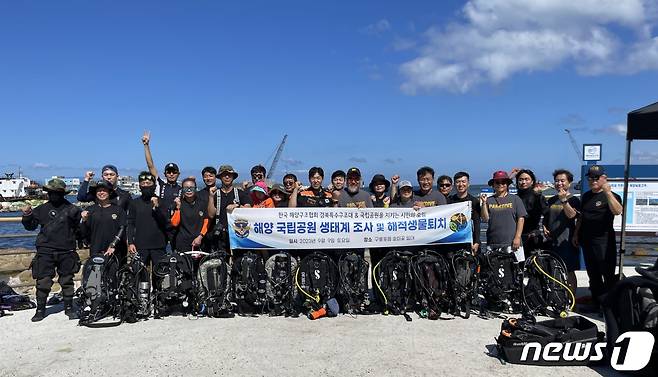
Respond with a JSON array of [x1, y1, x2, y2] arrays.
[[227, 202, 472, 249]]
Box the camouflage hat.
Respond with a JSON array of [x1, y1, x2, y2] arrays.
[[217, 165, 239, 179], [43, 178, 70, 193]]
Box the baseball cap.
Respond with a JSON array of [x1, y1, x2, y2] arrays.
[[586, 165, 605, 178], [164, 163, 179, 173], [346, 167, 361, 178], [399, 180, 413, 189]]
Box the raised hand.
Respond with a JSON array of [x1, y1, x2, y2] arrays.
[[391, 175, 400, 185], [141, 130, 151, 145], [84, 171, 95, 182], [21, 204, 32, 216]]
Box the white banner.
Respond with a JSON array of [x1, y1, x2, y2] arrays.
[[610, 180, 658, 232], [227, 202, 473, 249]]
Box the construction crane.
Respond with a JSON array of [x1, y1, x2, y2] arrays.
[[266, 135, 288, 180], [564, 129, 582, 163]]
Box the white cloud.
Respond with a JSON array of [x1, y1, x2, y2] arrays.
[[32, 162, 50, 169], [601, 123, 627, 136], [399, 0, 658, 94], [362, 19, 391, 36], [632, 150, 658, 163]]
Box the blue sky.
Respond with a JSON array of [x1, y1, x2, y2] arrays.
[[1, 0, 657, 184]]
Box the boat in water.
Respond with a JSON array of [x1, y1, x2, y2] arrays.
[[0, 172, 45, 202]]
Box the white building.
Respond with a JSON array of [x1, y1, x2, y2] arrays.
[[44, 176, 81, 192]]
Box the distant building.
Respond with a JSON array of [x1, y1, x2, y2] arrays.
[[45, 176, 81, 192]]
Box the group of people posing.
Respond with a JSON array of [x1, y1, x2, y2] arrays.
[[20, 131, 622, 322]]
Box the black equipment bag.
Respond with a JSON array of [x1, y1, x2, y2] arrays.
[[497, 316, 602, 366], [0, 281, 35, 311], [265, 251, 298, 316], [197, 251, 233, 318], [451, 249, 479, 319], [411, 250, 452, 320], [603, 276, 658, 375], [522, 250, 573, 318], [295, 251, 338, 313], [77, 255, 122, 327], [479, 248, 523, 314], [374, 250, 414, 319], [152, 252, 196, 317], [118, 254, 151, 322], [337, 252, 372, 315], [233, 251, 268, 314]]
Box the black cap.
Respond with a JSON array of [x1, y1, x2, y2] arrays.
[[346, 167, 361, 178], [369, 174, 390, 192], [164, 163, 179, 173], [586, 165, 605, 178], [95, 180, 114, 191]]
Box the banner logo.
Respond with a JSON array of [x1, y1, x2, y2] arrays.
[[232, 219, 251, 239]]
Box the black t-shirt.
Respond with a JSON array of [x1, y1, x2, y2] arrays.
[[517, 188, 547, 235], [216, 186, 252, 228], [579, 190, 622, 239], [544, 195, 580, 248], [80, 203, 127, 256], [371, 194, 389, 208], [174, 199, 207, 252]]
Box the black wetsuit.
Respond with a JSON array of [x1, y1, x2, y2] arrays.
[[579, 190, 622, 301], [21, 199, 82, 305], [127, 195, 170, 266], [517, 188, 547, 253]]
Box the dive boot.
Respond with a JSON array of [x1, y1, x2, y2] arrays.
[[32, 305, 46, 322], [64, 300, 76, 320]]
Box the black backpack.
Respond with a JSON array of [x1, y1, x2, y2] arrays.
[[152, 252, 196, 317], [295, 252, 338, 313], [411, 250, 452, 320], [479, 248, 523, 314], [337, 252, 372, 315], [0, 281, 35, 311], [77, 255, 122, 327], [118, 254, 151, 323], [374, 250, 414, 320], [603, 276, 658, 375], [197, 251, 233, 318], [233, 251, 268, 314], [451, 249, 479, 319], [264, 252, 298, 316], [522, 250, 573, 318]]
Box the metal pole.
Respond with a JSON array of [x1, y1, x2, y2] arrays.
[[619, 138, 632, 279]]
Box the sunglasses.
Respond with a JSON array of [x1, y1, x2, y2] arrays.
[[181, 187, 196, 193], [252, 173, 264, 179], [439, 183, 452, 188], [139, 174, 154, 181]]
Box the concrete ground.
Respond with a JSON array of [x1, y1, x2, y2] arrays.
[[0, 270, 638, 377]]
